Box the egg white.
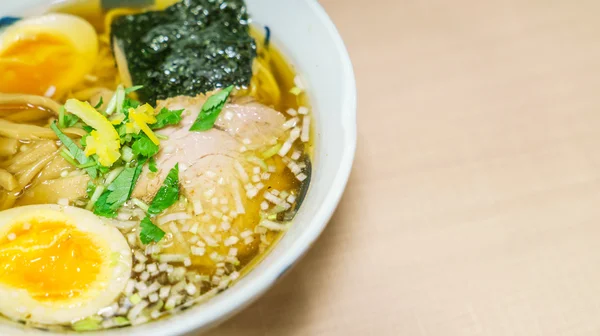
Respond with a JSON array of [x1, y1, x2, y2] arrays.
[[0, 205, 132, 325]]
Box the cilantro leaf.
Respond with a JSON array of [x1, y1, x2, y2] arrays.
[[122, 97, 140, 114], [151, 108, 183, 130], [139, 216, 165, 244], [93, 191, 117, 218], [94, 159, 146, 216], [131, 134, 159, 157], [106, 165, 137, 206], [148, 157, 158, 173], [189, 86, 233, 132], [63, 113, 80, 128], [148, 163, 179, 215]]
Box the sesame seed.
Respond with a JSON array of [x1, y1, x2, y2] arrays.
[[7, 233, 16, 241]]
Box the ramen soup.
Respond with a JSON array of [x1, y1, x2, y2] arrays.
[[0, 0, 312, 331]]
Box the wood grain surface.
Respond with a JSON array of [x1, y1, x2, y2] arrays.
[[206, 0, 600, 335]]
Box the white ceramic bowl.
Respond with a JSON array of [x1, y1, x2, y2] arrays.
[[0, 0, 356, 334]]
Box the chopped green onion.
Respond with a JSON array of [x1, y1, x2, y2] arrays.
[[72, 316, 102, 331], [261, 143, 282, 159], [129, 293, 142, 305], [59, 150, 80, 168], [124, 85, 144, 94], [289, 87, 303, 95], [246, 155, 268, 170], [113, 316, 130, 326], [58, 106, 66, 128], [131, 198, 150, 212], [121, 146, 134, 162], [105, 89, 118, 115], [104, 166, 125, 186], [86, 185, 105, 210]]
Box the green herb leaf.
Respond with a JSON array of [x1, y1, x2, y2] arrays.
[[140, 216, 165, 244], [63, 113, 80, 128], [148, 157, 158, 173], [93, 191, 117, 218], [148, 163, 179, 215], [94, 159, 146, 216], [106, 159, 147, 208], [131, 134, 159, 157], [93, 96, 104, 109], [122, 97, 140, 114], [189, 86, 233, 132], [151, 108, 183, 130]]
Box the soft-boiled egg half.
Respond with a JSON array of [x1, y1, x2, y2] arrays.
[[0, 14, 98, 98], [0, 205, 131, 325]]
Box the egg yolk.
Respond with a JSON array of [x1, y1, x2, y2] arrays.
[[0, 219, 104, 301], [0, 33, 78, 97]]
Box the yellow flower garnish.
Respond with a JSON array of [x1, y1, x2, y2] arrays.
[[64, 99, 121, 166], [128, 104, 160, 145]]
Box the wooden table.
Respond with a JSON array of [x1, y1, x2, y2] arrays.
[[207, 0, 600, 334]]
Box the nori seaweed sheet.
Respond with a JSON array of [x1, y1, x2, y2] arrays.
[[111, 0, 256, 103]]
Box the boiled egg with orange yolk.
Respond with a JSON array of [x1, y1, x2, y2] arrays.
[[0, 14, 98, 98], [0, 205, 131, 325]]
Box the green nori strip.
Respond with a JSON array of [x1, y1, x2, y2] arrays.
[[111, 0, 256, 103]]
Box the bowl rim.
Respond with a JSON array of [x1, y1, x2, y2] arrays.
[[0, 0, 357, 334]]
